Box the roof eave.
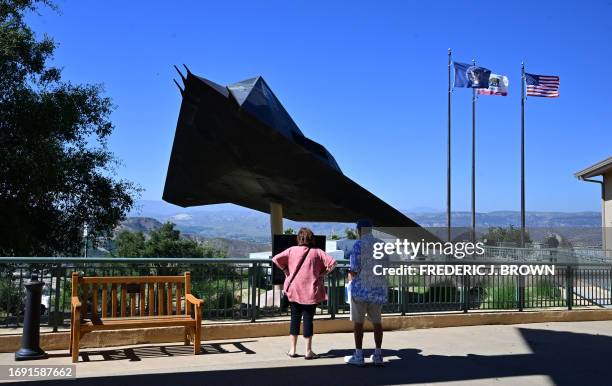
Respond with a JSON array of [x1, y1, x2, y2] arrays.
[[574, 157, 612, 179]]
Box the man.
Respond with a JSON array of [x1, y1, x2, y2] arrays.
[[345, 219, 388, 366]]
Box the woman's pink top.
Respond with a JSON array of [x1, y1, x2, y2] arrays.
[[272, 245, 337, 305]]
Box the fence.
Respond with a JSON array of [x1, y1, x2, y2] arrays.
[[1, 257, 611, 329], [482, 246, 612, 263]]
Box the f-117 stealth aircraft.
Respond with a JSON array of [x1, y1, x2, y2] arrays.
[[163, 66, 438, 241]]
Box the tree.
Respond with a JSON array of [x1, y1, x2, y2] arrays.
[[0, 1, 139, 256], [115, 223, 225, 258], [283, 228, 295, 235], [480, 225, 531, 247], [345, 228, 358, 240], [144, 223, 209, 258], [115, 231, 145, 257]]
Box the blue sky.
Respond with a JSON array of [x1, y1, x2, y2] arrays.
[[27, 0, 611, 213]]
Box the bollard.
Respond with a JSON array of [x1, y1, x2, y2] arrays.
[[15, 273, 47, 360]]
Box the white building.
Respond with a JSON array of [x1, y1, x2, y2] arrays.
[[575, 156, 612, 252]]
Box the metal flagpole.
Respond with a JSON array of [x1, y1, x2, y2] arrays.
[[447, 48, 452, 243], [520, 62, 526, 247], [471, 59, 476, 243]]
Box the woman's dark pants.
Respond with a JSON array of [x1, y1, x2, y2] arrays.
[[289, 302, 316, 337]]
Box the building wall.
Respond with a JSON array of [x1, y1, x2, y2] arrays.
[[605, 171, 612, 252]]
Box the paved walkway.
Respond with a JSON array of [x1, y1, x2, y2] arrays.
[[2, 320, 612, 385]]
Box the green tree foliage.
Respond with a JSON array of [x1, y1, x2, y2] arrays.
[[480, 225, 531, 247], [115, 223, 226, 258], [0, 0, 138, 256], [115, 231, 145, 257], [345, 227, 358, 240], [283, 228, 295, 235]]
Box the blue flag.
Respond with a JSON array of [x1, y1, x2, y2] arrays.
[[454, 62, 491, 88]]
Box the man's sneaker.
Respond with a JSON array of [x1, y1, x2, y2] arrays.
[[370, 353, 384, 366], [344, 354, 365, 366]]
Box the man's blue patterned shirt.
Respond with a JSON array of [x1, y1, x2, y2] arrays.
[[349, 233, 388, 304]]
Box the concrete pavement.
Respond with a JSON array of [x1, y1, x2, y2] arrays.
[[2, 320, 612, 385]]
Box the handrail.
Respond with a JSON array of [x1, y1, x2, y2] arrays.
[[0, 257, 274, 264], [0, 256, 610, 266]]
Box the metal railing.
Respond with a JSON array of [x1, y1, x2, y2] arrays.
[[1, 257, 611, 329], [482, 246, 612, 263]]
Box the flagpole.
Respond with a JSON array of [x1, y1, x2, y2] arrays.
[[520, 62, 526, 247], [447, 48, 452, 243], [471, 59, 476, 243]]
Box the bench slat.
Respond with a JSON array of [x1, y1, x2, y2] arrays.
[[185, 272, 191, 315], [167, 283, 173, 315], [80, 316, 195, 332], [176, 282, 182, 314], [148, 283, 154, 316], [101, 285, 108, 318], [111, 284, 117, 317], [140, 285, 145, 317], [92, 284, 98, 320], [130, 292, 136, 317], [120, 284, 127, 317], [80, 276, 185, 284], [157, 282, 164, 315]]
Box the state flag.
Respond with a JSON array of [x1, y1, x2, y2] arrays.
[[477, 73, 509, 96]]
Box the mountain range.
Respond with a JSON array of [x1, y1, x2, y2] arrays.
[[125, 200, 602, 246]]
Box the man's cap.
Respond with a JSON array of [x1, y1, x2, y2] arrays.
[[356, 219, 373, 229]]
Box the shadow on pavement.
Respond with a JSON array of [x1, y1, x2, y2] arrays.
[[47, 340, 256, 362], [6, 328, 611, 386]]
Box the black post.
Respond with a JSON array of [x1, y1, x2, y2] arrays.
[[518, 275, 525, 311], [520, 62, 526, 247], [471, 59, 476, 243], [250, 263, 258, 322], [52, 272, 61, 332], [447, 48, 452, 243], [566, 266, 573, 310], [329, 270, 336, 319], [462, 274, 470, 313], [15, 274, 47, 360]]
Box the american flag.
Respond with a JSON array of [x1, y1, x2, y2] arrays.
[[525, 73, 560, 97]]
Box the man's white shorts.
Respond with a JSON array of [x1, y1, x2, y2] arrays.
[[350, 298, 382, 324]]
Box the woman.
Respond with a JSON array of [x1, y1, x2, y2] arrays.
[[272, 227, 337, 359]]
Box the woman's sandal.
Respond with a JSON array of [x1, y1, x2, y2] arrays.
[[304, 353, 320, 360], [286, 352, 299, 358]]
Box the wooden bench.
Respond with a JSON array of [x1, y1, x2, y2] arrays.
[[70, 272, 203, 363]]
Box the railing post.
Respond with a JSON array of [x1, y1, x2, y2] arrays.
[[52, 266, 62, 332], [250, 262, 258, 322], [329, 270, 336, 319], [518, 275, 525, 311], [400, 273, 405, 316], [462, 274, 469, 313], [566, 265, 573, 310]]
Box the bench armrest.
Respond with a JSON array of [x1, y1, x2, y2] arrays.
[[71, 296, 82, 309], [186, 294, 203, 307]]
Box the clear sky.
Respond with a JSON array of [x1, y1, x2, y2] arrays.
[[27, 0, 611, 213]]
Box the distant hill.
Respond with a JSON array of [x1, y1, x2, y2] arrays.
[[199, 238, 270, 258], [125, 200, 602, 246], [117, 217, 163, 233], [114, 216, 269, 257], [409, 211, 601, 228]]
